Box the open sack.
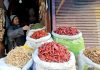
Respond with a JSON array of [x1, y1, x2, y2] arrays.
[[0, 58, 33, 70], [52, 31, 85, 58], [78, 50, 100, 70], [33, 49, 76, 70], [26, 30, 53, 49]]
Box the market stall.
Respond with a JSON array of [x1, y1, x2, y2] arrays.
[[0, 0, 100, 70]]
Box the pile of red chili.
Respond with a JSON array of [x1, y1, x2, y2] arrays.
[[38, 42, 70, 62], [31, 30, 48, 39], [54, 26, 78, 35]]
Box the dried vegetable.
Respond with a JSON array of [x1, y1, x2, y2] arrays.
[[30, 23, 44, 29], [84, 47, 100, 64], [54, 26, 78, 35], [6, 47, 32, 68], [38, 42, 70, 63], [31, 30, 48, 39]]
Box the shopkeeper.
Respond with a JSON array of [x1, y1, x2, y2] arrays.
[[7, 15, 30, 51]]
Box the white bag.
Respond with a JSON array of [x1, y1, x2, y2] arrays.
[[26, 31, 53, 49], [26, 38, 53, 49], [0, 58, 33, 70], [27, 32, 51, 42], [78, 50, 100, 70], [33, 49, 76, 70], [27, 26, 46, 36]]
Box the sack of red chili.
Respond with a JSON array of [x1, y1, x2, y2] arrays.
[[33, 42, 76, 70], [26, 30, 53, 49], [27, 26, 46, 36], [52, 26, 85, 58]]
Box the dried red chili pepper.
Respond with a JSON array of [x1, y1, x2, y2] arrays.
[[31, 30, 48, 39], [54, 26, 78, 35], [38, 42, 70, 63]]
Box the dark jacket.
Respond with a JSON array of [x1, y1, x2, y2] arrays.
[[7, 24, 26, 51]]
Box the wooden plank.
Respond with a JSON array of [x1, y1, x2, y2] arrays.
[[55, 2, 100, 5], [56, 0, 65, 14], [56, 8, 100, 11], [57, 24, 97, 27], [55, 4, 100, 8], [57, 19, 98, 22], [57, 14, 100, 16], [57, 23, 97, 26], [56, 26, 97, 29], [56, 0, 100, 3], [56, 22, 96, 25], [56, 16, 96, 18], [56, 13, 97, 15], [56, 19, 96, 21]]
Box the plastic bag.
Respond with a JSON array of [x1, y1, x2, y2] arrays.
[[78, 50, 100, 70], [27, 32, 51, 42], [27, 26, 46, 35], [26, 31, 53, 49], [52, 31, 85, 58], [26, 38, 53, 49], [33, 49, 76, 70], [0, 58, 33, 70]]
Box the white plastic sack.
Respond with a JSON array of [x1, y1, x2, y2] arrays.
[[27, 32, 51, 42], [26, 31, 53, 48], [27, 26, 46, 35], [22, 59, 33, 70], [25, 40, 35, 48], [0, 58, 33, 70], [33, 49, 76, 70], [26, 38, 53, 49], [78, 50, 100, 70]]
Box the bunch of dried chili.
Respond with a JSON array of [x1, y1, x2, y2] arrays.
[[54, 26, 78, 35], [31, 30, 48, 39], [38, 42, 70, 63]]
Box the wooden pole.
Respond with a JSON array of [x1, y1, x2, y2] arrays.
[[52, 0, 56, 31], [56, 0, 65, 15]]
